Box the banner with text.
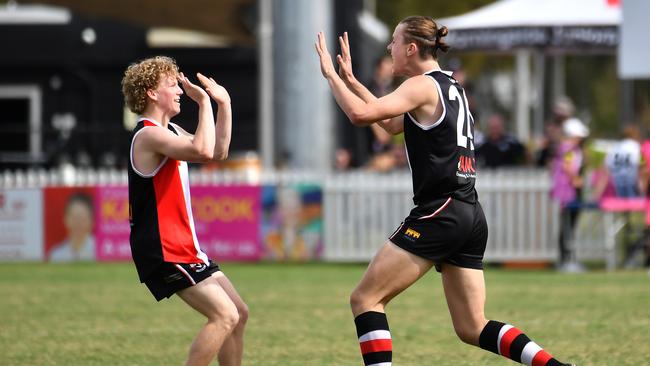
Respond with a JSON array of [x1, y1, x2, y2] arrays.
[[95, 186, 131, 261], [191, 185, 262, 261]]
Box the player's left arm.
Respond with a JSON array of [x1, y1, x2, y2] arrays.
[[173, 74, 232, 161], [316, 32, 432, 126], [332, 75, 433, 127], [198, 73, 232, 161]]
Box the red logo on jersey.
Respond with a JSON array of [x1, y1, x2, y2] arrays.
[[456, 155, 476, 179], [458, 156, 476, 173]]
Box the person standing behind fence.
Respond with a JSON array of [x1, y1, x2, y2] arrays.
[[122, 56, 248, 366], [475, 114, 528, 168], [536, 97, 575, 167], [316, 16, 574, 366], [550, 118, 589, 272], [621, 134, 650, 270], [604, 125, 642, 198]]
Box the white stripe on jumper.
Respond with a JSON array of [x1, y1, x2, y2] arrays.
[[174, 264, 196, 285], [367, 363, 392, 366], [358, 330, 391, 342], [496, 324, 514, 355], [520, 342, 543, 366], [418, 197, 452, 220]]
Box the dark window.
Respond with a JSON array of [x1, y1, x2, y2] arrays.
[[0, 98, 29, 152]]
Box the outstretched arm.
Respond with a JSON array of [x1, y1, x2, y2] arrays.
[[316, 32, 430, 128], [335, 32, 403, 135]]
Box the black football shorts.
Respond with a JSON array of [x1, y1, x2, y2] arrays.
[[389, 197, 488, 272], [144, 260, 221, 301]]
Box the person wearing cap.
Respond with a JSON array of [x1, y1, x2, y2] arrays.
[[536, 97, 577, 167], [550, 118, 590, 271]]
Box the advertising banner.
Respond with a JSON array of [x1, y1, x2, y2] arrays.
[[43, 187, 97, 262], [95, 186, 131, 261], [0, 189, 43, 261], [191, 185, 263, 262]]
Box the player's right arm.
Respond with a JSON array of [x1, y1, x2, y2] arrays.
[[335, 32, 403, 135]]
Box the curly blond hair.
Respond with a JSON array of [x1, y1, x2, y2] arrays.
[[121, 56, 179, 114]]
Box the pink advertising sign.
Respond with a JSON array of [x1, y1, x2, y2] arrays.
[[95, 186, 131, 261], [94, 185, 262, 262], [191, 185, 262, 262]]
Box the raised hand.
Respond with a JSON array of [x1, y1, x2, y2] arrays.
[[315, 31, 336, 79], [336, 32, 355, 84], [197, 73, 231, 105], [178, 72, 209, 104]]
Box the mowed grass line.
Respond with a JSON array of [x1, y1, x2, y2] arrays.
[[1, 262, 648, 365]]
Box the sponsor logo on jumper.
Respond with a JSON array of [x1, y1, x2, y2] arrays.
[[456, 155, 477, 179]]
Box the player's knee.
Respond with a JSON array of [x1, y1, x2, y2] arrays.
[[452, 324, 481, 346], [349, 289, 377, 314], [209, 306, 239, 332], [222, 308, 240, 332], [236, 302, 249, 326], [349, 290, 363, 311]]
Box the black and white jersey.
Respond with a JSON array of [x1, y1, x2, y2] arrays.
[[403, 70, 477, 206]]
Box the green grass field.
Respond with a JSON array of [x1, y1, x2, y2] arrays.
[[1, 262, 648, 365]]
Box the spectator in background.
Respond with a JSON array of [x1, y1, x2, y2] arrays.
[[593, 125, 642, 199], [49, 192, 95, 262], [550, 117, 590, 271], [537, 96, 575, 167], [475, 114, 527, 168], [334, 147, 353, 171], [366, 138, 408, 172], [621, 130, 650, 270]]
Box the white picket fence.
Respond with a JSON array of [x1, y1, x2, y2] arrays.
[[1, 167, 617, 265], [322, 169, 563, 262]]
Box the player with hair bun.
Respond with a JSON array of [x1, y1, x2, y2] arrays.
[[316, 16, 575, 366]]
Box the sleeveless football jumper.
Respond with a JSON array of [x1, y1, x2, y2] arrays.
[[389, 70, 487, 271], [403, 69, 477, 206], [128, 118, 209, 282]]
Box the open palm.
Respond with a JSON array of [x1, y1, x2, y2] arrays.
[[197, 73, 231, 104], [336, 32, 355, 83], [178, 72, 209, 103], [315, 32, 336, 78]]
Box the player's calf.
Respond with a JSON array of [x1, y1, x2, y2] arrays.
[[354, 311, 392, 366]]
